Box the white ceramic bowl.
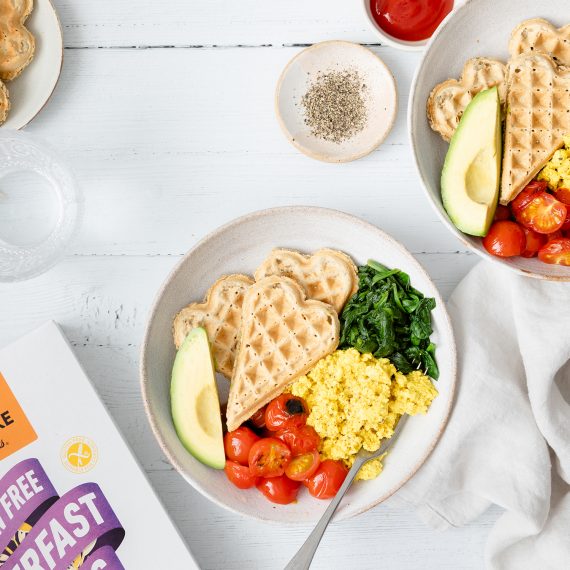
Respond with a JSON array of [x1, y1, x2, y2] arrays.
[[275, 41, 397, 163], [409, 0, 570, 281], [140, 207, 456, 523]]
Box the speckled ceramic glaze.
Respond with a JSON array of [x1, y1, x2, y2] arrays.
[[275, 41, 397, 163], [140, 207, 456, 524], [409, 0, 570, 281]]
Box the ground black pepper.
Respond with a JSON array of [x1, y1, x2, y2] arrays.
[[300, 69, 368, 144]]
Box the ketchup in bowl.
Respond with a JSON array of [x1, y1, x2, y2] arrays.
[[370, 0, 454, 42]]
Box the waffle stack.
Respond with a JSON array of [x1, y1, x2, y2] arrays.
[[428, 18, 570, 204], [173, 248, 357, 429]]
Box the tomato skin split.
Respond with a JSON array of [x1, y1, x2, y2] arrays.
[[304, 460, 349, 500], [538, 238, 570, 266], [248, 438, 292, 478]]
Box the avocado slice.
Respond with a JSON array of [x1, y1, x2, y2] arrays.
[[171, 327, 225, 469], [441, 87, 502, 236]]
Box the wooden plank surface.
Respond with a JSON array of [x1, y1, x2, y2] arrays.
[[0, 1, 497, 568]]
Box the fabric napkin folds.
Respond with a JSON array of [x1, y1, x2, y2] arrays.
[[398, 261, 570, 570]]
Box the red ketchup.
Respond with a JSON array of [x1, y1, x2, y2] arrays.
[[370, 0, 454, 42]]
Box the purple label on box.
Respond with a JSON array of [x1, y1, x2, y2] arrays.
[[3, 482, 125, 570], [0, 458, 57, 555], [85, 545, 125, 570]]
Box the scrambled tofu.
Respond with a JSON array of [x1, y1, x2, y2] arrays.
[[290, 349, 438, 481], [538, 135, 570, 191]]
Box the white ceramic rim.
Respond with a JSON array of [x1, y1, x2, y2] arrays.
[[139, 206, 457, 524], [407, 0, 570, 282], [13, 0, 64, 131], [274, 41, 398, 163]]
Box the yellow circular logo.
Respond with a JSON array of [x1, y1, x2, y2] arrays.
[[61, 436, 98, 474]]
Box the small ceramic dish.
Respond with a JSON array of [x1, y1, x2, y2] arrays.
[[3, 0, 63, 130], [362, 0, 467, 51], [409, 0, 570, 281], [275, 41, 397, 163], [140, 206, 456, 524]]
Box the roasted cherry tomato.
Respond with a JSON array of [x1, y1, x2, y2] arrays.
[[521, 227, 548, 258], [248, 406, 267, 430], [224, 427, 260, 466], [483, 221, 525, 257], [562, 209, 570, 233], [275, 425, 321, 456], [538, 238, 570, 266], [304, 460, 348, 500], [493, 205, 511, 221], [256, 475, 301, 504], [285, 450, 320, 482], [554, 187, 570, 205], [513, 190, 567, 234], [224, 460, 259, 489], [248, 437, 292, 478], [264, 395, 308, 431]]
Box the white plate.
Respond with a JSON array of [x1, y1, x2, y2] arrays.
[[275, 41, 397, 163], [3, 0, 63, 130], [140, 207, 456, 524], [409, 0, 570, 281]]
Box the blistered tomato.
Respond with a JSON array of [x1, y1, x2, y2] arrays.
[[483, 221, 525, 257], [264, 395, 308, 431], [285, 450, 320, 482], [224, 461, 259, 489], [248, 438, 292, 478], [370, 0, 454, 42], [538, 238, 570, 266], [304, 460, 348, 500], [224, 427, 260, 466], [275, 425, 321, 456], [256, 476, 301, 504]]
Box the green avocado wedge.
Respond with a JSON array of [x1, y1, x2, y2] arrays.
[[171, 327, 225, 469], [441, 86, 502, 237]]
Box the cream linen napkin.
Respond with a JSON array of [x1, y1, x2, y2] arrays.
[[397, 261, 570, 569]]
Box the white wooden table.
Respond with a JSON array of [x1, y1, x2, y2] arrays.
[[0, 2, 502, 568]]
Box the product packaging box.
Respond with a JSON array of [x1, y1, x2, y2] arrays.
[[0, 322, 199, 569]]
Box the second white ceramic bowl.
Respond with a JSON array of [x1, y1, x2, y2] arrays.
[[409, 0, 570, 281]]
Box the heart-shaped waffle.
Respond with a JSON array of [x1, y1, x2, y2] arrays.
[[226, 276, 339, 432], [500, 53, 570, 204], [0, 0, 35, 81], [510, 18, 570, 66], [172, 274, 254, 378], [254, 248, 358, 313], [427, 57, 507, 141]]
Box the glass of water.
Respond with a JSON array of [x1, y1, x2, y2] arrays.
[[0, 130, 81, 282]]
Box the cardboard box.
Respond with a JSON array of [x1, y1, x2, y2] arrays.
[[0, 322, 199, 569]]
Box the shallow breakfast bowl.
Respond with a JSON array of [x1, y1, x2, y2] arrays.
[[140, 206, 456, 524], [409, 0, 570, 281], [275, 41, 397, 163]]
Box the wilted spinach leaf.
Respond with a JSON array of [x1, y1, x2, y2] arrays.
[[340, 260, 439, 379]]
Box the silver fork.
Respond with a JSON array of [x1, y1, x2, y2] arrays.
[[284, 417, 407, 570]]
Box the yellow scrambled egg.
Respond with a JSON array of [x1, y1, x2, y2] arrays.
[[538, 135, 570, 190], [290, 348, 438, 480]]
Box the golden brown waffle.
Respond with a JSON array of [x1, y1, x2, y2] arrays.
[[501, 53, 570, 205], [172, 274, 254, 378], [254, 248, 358, 313], [427, 58, 507, 141], [0, 81, 9, 124], [0, 0, 35, 81], [226, 276, 339, 432], [510, 18, 570, 66]]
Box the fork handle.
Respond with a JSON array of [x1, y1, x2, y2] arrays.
[[284, 457, 365, 570]]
